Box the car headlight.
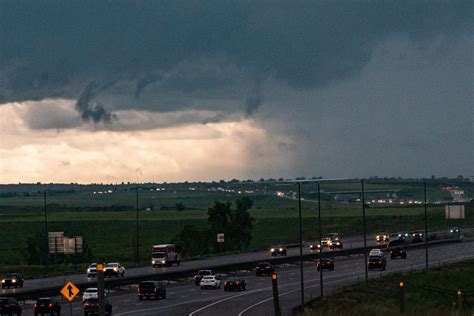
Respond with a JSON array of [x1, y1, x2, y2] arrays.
[[1, 280, 4, 283], [152, 260, 155, 264], [12, 279, 16, 283], [279, 248, 283, 251], [161, 260, 166, 264], [271, 248, 275, 252], [113, 268, 118, 271], [336, 242, 340, 245]]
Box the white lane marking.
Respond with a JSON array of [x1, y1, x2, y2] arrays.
[[186, 270, 361, 316], [188, 289, 266, 316], [238, 275, 359, 316], [115, 293, 239, 315], [238, 253, 474, 316]]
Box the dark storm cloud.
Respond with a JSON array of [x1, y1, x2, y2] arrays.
[[0, 0, 472, 124]]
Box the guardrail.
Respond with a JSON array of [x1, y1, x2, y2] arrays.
[[5, 237, 466, 301]]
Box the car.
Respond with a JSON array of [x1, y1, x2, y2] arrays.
[[449, 228, 463, 241], [83, 298, 112, 316], [369, 249, 384, 257], [256, 262, 274, 276], [104, 263, 125, 278], [1, 273, 24, 288], [34, 298, 61, 316], [390, 247, 407, 259], [194, 270, 213, 286], [397, 232, 410, 241], [411, 231, 423, 243], [309, 243, 321, 251], [82, 288, 99, 302], [87, 263, 98, 278], [270, 245, 287, 256], [368, 255, 386, 271], [328, 239, 343, 250], [316, 258, 334, 271], [375, 232, 389, 243], [200, 275, 221, 289], [223, 278, 246, 291], [320, 237, 332, 248], [388, 236, 405, 248], [0, 297, 22, 315], [137, 281, 166, 300]]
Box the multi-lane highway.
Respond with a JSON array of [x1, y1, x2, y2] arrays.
[[14, 239, 474, 316]]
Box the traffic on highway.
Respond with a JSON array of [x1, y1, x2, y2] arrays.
[[1, 228, 471, 315]]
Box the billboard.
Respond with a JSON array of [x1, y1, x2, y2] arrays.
[[48, 232, 83, 254], [445, 205, 465, 219]]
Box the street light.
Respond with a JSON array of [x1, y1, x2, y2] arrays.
[[361, 180, 368, 281], [317, 182, 323, 296], [136, 187, 140, 266], [297, 182, 304, 308]]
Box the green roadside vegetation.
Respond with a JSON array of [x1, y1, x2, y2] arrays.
[[302, 259, 474, 316]]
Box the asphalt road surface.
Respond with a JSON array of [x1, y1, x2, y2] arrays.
[[17, 239, 474, 316]]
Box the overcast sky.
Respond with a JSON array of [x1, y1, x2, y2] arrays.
[[1, 1, 473, 183]]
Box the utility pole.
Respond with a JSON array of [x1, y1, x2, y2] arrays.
[[297, 182, 304, 308], [136, 187, 140, 266], [361, 180, 368, 281], [97, 260, 106, 316], [424, 180, 428, 268], [317, 182, 323, 296], [44, 191, 48, 267]]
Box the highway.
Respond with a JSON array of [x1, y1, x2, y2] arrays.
[[0, 234, 386, 294], [16, 239, 474, 316]]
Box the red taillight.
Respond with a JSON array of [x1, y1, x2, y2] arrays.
[[236, 281, 240, 285], [84, 303, 90, 308], [48, 304, 53, 308], [4, 304, 10, 308], [34, 304, 37, 308], [154, 288, 157, 293], [137, 288, 140, 293], [224, 281, 228, 285]]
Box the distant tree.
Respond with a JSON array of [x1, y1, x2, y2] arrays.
[[175, 202, 186, 211], [23, 233, 49, 265], [175, 225, 210, 257]]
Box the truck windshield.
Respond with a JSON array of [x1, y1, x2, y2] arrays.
[[152, 253, 165, 259]]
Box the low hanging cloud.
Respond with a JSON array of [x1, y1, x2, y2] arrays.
[[0, 1, 472, 126]]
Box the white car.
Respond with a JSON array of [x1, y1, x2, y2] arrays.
[[87, 263, 97, 278], [82, 288, 98, 302], [200, 275, 221, 289], [104, 262, 125, 277], [369, 249, 384, 257]]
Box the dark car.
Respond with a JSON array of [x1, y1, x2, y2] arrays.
[[83, 298, 112, 316], [390, 247, 407, 259], [387, 238, 405, 248], [270, 245, 287, 256], [194, 270, 213, 286], [411, 231, 423, 243], [34, 298, 61, 316], [368, 255, 386, 271], [137, 281, 166, 300], [256, 262, 274, 276], [316, 258, 334, 271], [1, 273, 24, 289], [223, 278, 246, 291], [0, 297, 22, 315]]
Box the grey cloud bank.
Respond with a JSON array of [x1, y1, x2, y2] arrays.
[[0, 1, 472, 179]]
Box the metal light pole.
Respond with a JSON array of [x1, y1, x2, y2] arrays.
[[136, 188, 140, 266], [361, 180, 368, 281], [424, 181, 428, 268], [317, 183, 323, 296], [297, 182, 304, 307], [44, 191, 48, 266]]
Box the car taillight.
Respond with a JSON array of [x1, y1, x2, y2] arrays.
[[84, 303, 90, 307], [154, 288, 157, 293], [236, 281, 240, 285], [48, 304, 53, 308], [4, 304, 10, 308], [224, 281, 228, 285], [137, 288, 140, 293], [34, 304, 37, 308]]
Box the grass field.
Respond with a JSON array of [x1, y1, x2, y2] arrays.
[[303, 259, 474, 315], [0, 182, 472, 271]]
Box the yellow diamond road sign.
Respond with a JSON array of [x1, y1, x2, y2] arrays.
[[61, 281, 80, 302]]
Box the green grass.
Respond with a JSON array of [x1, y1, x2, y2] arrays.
[[303, 259, 474, 316]]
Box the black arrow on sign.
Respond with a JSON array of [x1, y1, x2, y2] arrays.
[[67, 284, 74, 297]]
